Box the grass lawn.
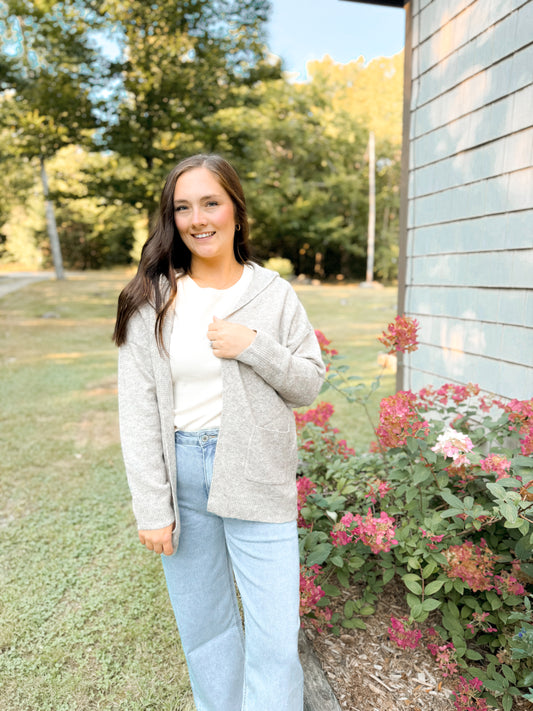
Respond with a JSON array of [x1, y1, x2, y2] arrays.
[[0, 271, 397, 710], [297, 281, 398, 449]]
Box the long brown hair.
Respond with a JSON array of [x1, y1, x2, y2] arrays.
[[113, 154, 252, 348]]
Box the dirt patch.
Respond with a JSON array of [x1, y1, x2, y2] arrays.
[[74, 411, 118, 450]]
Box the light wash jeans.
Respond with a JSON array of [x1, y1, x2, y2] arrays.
[[161, 429, 303, 711]]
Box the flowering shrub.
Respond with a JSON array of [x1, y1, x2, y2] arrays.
[[297, 319, 533, 710], [299, 564, 332, 633]]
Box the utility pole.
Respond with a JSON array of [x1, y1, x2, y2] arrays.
[[365, 130, 376, 285], [40, 155, 64, 280]]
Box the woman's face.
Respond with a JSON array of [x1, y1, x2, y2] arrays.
[[173, 167, 237, 266]]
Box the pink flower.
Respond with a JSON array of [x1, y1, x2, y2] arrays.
[[480, 454, 512, 480], [300, 565, 332, 632], [365, 478, 392, 504], [315, 330, 338, 371], [332, 508, 398, 554], [376, 390, 429, 449], [492, 571, 526, 597], [451, 676, 488, 711], [294, 402, 334, 432], [497, 397, 533, 456], [388, 616, 422, 650], [420, 529, 445, 550], [296, 476, 316, 528], [417, 383, 486, 414], [378, 315, 420, 354], [295, 402, 356, 460], [466, 611, 497, 635], [443, 540, 495, 592], [426, 639, 458, 677]]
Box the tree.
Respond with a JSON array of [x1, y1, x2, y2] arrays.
[[0, 0, 109, 276], [91, 0, 280, 226]]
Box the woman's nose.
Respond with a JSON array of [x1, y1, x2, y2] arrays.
[[191, 206, 207, 225]]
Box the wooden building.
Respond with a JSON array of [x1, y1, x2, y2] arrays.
[[343, 0, 533, 400]]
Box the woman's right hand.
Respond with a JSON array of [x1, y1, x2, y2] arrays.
[[138, 523, 174, 556]]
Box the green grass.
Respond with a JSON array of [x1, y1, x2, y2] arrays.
[[0, 271, 397, 709], [297, 282, 397, 449]]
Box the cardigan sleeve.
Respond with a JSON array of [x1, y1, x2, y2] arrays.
[[118, 312, 175, 531], [235, 286, 326, 408]]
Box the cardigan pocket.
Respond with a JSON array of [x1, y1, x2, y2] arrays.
[[244, 424, 297, 485]]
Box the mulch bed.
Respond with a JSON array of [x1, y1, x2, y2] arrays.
[[305, 579, 531, 711]]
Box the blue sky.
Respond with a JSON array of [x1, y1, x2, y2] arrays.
[[266, 0, 405, 80]]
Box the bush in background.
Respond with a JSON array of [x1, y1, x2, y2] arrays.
[[262, 257, 294, 280]]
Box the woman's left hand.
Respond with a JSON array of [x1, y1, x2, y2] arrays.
[[207, 316, 256, 359]]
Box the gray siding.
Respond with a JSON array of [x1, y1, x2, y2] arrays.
[[402, 0, 533, 399]]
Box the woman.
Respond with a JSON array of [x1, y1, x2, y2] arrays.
[[113, 154, 325, 711]]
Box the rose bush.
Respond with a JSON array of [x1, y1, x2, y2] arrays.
[[296, 318, 533, 710]]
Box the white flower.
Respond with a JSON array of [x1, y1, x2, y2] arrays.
[[432, 428, 474, 460]]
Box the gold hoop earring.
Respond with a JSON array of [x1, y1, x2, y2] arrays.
[[235, 224, 241, 231]]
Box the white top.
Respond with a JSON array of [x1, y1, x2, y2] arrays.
[[169, 266, 253, 431]]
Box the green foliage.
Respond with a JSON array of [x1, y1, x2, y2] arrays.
[[1, 2, 403, 275], [297, 343, 533, 708]]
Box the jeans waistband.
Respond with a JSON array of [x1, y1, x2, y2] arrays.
[[175, 428, 219, 446]]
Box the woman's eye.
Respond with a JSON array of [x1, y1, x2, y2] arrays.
[[174, 205, 188, 212], [206, 201, 218, 207]]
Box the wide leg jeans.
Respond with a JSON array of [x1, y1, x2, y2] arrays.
[[161, 429, 303, 711]]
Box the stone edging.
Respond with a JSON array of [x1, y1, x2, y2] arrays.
[[299, 629, 342, 711]]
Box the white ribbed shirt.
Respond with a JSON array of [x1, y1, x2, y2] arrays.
[[169, 266, 253, 431]]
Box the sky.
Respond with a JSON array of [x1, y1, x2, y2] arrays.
[[265, 0, 405, 81]]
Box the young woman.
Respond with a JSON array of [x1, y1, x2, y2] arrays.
[[113, 154, 325, 711]]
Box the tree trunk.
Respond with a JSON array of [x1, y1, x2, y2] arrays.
[[39, 155, 64, 280]]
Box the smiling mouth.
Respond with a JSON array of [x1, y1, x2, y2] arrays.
[[192, 231, 215, 240]]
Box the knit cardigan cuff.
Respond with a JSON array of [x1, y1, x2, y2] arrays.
[[236, 329, 285, 373]]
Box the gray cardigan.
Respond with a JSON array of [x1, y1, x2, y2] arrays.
[[118, 264, 325, 552]]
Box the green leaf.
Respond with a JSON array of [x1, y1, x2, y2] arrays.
[[442, 614, 463, 636], [344, 600, 356, 619], [501, 666, 516, 683], [410, 603, 423, 619], [342, 618, 367, 630], [424, 579, 445, 596], [440, 489, 464, 509], [502, 695, 513, 711], [465, 649, 483, 660], [483, 679, 508, 692], [402, 574, 423, 595], [413, 464, 430, 485], [500, 503, 518, 523], [336, 569, 350, 588], [348, 555, 366, 571], [453, 579, 465, 594], [382, 567, 395, 585], [436, 471, 449, 487], [422, 597, 441, 611], [321, 583, 341, 596], [406, 593, 420, 609], [359, 605, 375, 616], [406, 438, 419, 454], [422, 562, 438, 579], [306, 543, 333, 566], [329, 555, 344, 568], [521, 671, 533, 686]]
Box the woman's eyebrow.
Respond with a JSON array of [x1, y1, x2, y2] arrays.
[[173, 193, 222, 206]]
